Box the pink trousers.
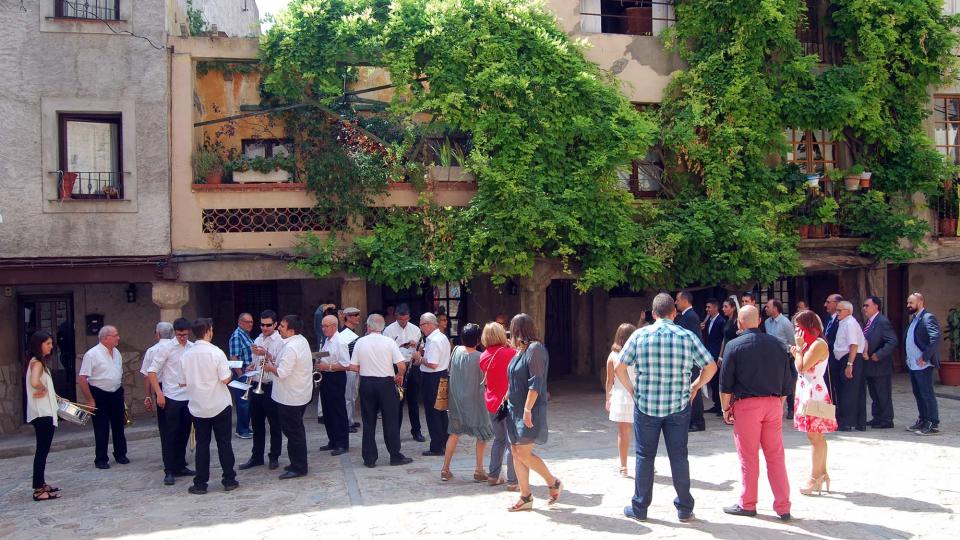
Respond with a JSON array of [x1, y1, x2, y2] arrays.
[[732, 397, 791, 515]]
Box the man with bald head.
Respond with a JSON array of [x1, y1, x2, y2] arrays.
[[905, 293, 942, 435], [719, 306, 794, 521], [316, 314, 352, 455]]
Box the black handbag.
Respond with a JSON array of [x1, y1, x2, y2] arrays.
[[494, 398, 510, 422]]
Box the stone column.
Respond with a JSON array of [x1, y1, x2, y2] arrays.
[[151, 282, 190, 322], [517, 261, 555, 337], [340, 276, 368, 323]]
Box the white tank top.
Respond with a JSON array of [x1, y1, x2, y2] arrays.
[[25, 360, 59, 426]]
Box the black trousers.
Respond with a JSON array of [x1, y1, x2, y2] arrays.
[[277, 403, 308, 474], [399, 365, 423, 435], [837, 354, 867, 429], [30, 417, 56, 489], [359, 376, 403, 465], [160, 398, 193, 474], [421, 370, 449, 453], [689, 366, 705, 428], [320, 371, 349, 450], [193, 405, 236, 489], [249, 382, 282, 461], [706, 364, 721, 410], [866, 374, 894, 424], [827, 357, 844, 412], [90, 385, 127, 464], [786, 360, 797, 416]]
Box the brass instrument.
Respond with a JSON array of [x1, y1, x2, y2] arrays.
[[312, 351, 331, 387], [124, 402, 134, 427], [242, 355, 266, 400]]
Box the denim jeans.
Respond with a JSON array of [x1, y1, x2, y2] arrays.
[[632, 404, 694, 518], [909, 367, 939, 425], [230, 384, 252, 436], [488, 412, 517, 484]]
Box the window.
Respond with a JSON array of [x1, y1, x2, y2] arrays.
[[756, 278, 795, 316], [431, 282, 464, 339], [58, 113, 123, 199], [797, 0, 842, 64], [786, 129, 837, 174], [241, 138, 293, 159], [55, 0, 120, 21], [933, 95, 960, 165], [618, 151, 663, 198], [945, 0, 960, 15], [579, 0, 675, 36]]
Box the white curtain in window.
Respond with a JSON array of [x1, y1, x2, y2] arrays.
[[944, 0, 959, 15], [580, 0, 601, 33], [652, 2, 675, 36], [67, 121, 119, 172]]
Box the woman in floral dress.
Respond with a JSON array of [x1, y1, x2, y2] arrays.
[[791, 310, 838, 496]]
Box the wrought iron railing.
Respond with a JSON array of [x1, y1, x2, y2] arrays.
[[578, 1, 676, 37], [55, 0, 120, 21], [202, 208, 344, 233], [59, 171, 123, 199]]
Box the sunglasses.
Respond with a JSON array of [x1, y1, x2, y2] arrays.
[[260, 322, 275, 327]]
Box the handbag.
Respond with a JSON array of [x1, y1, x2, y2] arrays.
[[494, 398, 510, 422], [434, 375, 449, 411], [797, 398, 836, 421]]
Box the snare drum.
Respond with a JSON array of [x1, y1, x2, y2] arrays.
[[57, 398, 92, 426]]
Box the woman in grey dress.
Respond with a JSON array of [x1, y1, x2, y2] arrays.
[[441, 324, 494, 481], [505, 314, 561, 512]]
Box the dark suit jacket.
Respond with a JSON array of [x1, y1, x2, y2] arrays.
[[863, 314, 898, 377], [824, 314, 840, 363], [676, 308, 703, 344], [906, 310, 942, 368], [703, 314, 726, 358]]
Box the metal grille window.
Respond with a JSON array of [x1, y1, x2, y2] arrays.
[[202, 208, 342, 233], [58, 113, 123, 199], [55, 0, 120, 20], [786, 129, 837, 174], [757, 278, 794, 316], [431, 282, 464, 339], [579, 0, 675, 36]]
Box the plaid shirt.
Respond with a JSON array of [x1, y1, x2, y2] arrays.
[[618, 319, 714, 417], [228, 326, 254, 369]]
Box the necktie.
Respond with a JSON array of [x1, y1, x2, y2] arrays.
[[863, 316, 874, 335]]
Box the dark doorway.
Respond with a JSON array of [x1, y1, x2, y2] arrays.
[[18, 294, 76, 422], [545, 280, 573, 379], [886, 264, 907, 371], [804, 272, 840, 323]]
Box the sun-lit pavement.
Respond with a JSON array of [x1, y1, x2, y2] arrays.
[[0, 375, 957, 539]]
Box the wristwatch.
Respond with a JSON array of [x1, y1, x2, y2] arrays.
[[846, 362, 853, 367]]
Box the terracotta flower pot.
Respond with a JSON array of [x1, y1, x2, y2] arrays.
[[798, 224, 811, 238], [939, 362, 960, 386], [939, 217, 958, 237], [205, 168, 224, 185], [808, 224, 826, 239], [844, 176, 861, 191], [60, 172, 77, 200]]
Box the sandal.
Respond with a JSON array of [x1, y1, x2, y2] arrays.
[[473, 470, 488, 483], [440, 470, 453, 482], [487, 475, 505, 486], [506, 483, 520, 492], [33, 488, 60, 502], [548, 478, 563, 505], [618, 467, 629, 478], [508, 494, 533, 512], [42, 484, 61, 493]]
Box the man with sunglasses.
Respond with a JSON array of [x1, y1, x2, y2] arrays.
[[240, 310, 285, 470]]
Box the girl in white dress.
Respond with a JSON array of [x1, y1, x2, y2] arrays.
[[604, 323, 637, 478]]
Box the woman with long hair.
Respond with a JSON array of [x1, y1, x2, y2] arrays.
[[25, 330, 61, 501], [478, 322, 518, 490], [505, 313, 561, 512], [441, 324, 494, 481], [719, 297, 740, 358], [791, 310, 837, 496], [604, 323, 637, 478]]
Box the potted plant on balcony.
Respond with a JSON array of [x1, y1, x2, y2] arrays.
[[193, 146, 225, 185], [941, 306, 960, 386], [807, 194, 838, 239], [859, 167, 873, 188], [228, 154, 295, 184], [937, 181, 958, 237], [844, 165, 864, 191]]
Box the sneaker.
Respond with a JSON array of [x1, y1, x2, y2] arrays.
[[723, 504, 757, 517], [236, 432, 253, 440], [917, 422, 940, 436], [779, 513, 792, 521], [906, 420, 924, 431], [188, 485, 207, 495], [678, 512, 695, 522]]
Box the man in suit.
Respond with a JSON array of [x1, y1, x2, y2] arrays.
[[861, 296, 898, 429], [676, 291, 705, 431], [822, 294, 843, 412], [905, 293, 942, 435], [701, 298, 726, 415]]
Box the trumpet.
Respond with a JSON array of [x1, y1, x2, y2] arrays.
[[124, 402, 134, 427], [311, 351, 331, 387], [242, 356, 267, 400]]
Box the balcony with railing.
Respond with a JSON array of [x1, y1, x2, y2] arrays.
[[58, 171, 123, 200]]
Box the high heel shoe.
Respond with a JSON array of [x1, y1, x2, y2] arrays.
[[799, 474, 826, 496], [822, 473, 831, 493]]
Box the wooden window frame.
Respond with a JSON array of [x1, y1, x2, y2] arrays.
[[58, 112, 123, 199], [786, 129, 837, 174]]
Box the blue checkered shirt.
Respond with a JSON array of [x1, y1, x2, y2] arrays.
[[228, 326, 254, 368], [618, 319, 714, 417]]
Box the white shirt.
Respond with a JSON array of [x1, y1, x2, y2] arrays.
[[272, 334, 313, 407], [339, 327, 360, 343], [148, 340, 193, 401], [420, 329, 452, 373], [383, 321, 422, 361], [833, 315, 866, 361], [350, 332, 404, 377], [141, 338, 173, 377], [180, 340, 232, 419], [79, 343, 123, 392], [320, 331, 352, 368], [249, 331, 285, 384]]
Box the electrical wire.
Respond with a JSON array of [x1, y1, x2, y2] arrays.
[[60, 0, 166, 50]]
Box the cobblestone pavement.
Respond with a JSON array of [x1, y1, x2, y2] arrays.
[[0, 375, 957, 540]]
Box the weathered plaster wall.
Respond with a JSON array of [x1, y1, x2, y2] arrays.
[[0, 1, 170, 258], [172, 0, 261, 37], [908, 263, 960, 365]]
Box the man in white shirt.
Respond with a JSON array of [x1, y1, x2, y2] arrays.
[[262, 315, 313, 479], [412, 312, 451, 456], [316, 315, 352, 455], [79, 325, 128, 469], [349, 313, 413, 468], [833, 301, 866, 432], [340, 307, 362, 432], [764, 299, 798, 420], [141, 322, 173, 423], [240, 310, 285, 471], [180, 318, 237, 494], [383, 304, 424, 441], [148, 318, 196, 485]]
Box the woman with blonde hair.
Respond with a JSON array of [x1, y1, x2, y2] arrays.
[[479, 322, 518, 490], [791, 310, 837, 496], [505, 313, 561, 511], [605, 323, 637, 478]]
